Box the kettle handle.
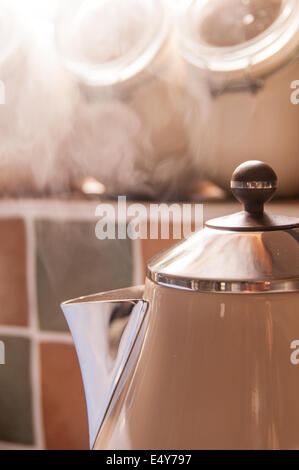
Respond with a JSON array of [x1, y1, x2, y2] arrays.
[[62, 286, 148, 448]]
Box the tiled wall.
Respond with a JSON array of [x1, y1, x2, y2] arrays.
[[1, 198, 296, 450], [0, 199, 186, 450]]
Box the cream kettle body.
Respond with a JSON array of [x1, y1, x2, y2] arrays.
[[62, 161, 299, 450]]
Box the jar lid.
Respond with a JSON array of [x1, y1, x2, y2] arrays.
[[55, 0, 169, 86], [176, 0, 299, 74], [147, 161, 299, 293]]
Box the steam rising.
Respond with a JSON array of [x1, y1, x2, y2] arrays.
[[0, 0, 194, 200], [0, 2, 77, 195]]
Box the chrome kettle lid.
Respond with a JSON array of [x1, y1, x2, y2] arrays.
[[147, 161, 299, 293]]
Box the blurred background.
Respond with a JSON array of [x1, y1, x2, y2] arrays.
[[0, 0, 299, 449]]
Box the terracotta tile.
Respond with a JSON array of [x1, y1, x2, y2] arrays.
[[0, 219, 28, 326], [40, 342, 89, 450], [141, 220, 196, 274], [0, 336, 33, 445], [36, 220, 133, 332]]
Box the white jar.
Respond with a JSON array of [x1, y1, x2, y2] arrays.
[[177, 0, 299, 196], [56, 0, 192, 200], [0, 2, 77, 196]]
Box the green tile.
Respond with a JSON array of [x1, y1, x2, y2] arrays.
[[0, 336, 34, 445], [36, 220, 133, 332]]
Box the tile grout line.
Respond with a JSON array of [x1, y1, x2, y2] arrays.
[[0, 325, 73, 343], [36, 331, 73, 344], [25, 216, 45, 450]]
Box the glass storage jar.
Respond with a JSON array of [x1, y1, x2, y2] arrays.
[[177, 0, 299, 196], [55, 0, 192, 200]]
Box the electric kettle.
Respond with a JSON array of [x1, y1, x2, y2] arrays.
[[62, 161, 299, 450]]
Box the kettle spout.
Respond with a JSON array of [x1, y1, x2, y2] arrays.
[[61, 286, 148, 449]]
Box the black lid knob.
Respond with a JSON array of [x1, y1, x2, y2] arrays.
[[231, 160, 277, 215], [206, 160, 299, 231]]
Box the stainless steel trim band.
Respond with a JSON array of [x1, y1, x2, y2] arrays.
[[147, 270, 299, 293], [231, 181, 277, 190]]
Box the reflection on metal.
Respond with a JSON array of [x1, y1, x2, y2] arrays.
[[62, 286, 147, 449], [149, 273, 299, 294], [231, 181, 277, 190], [147, 228, 299, 293]]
